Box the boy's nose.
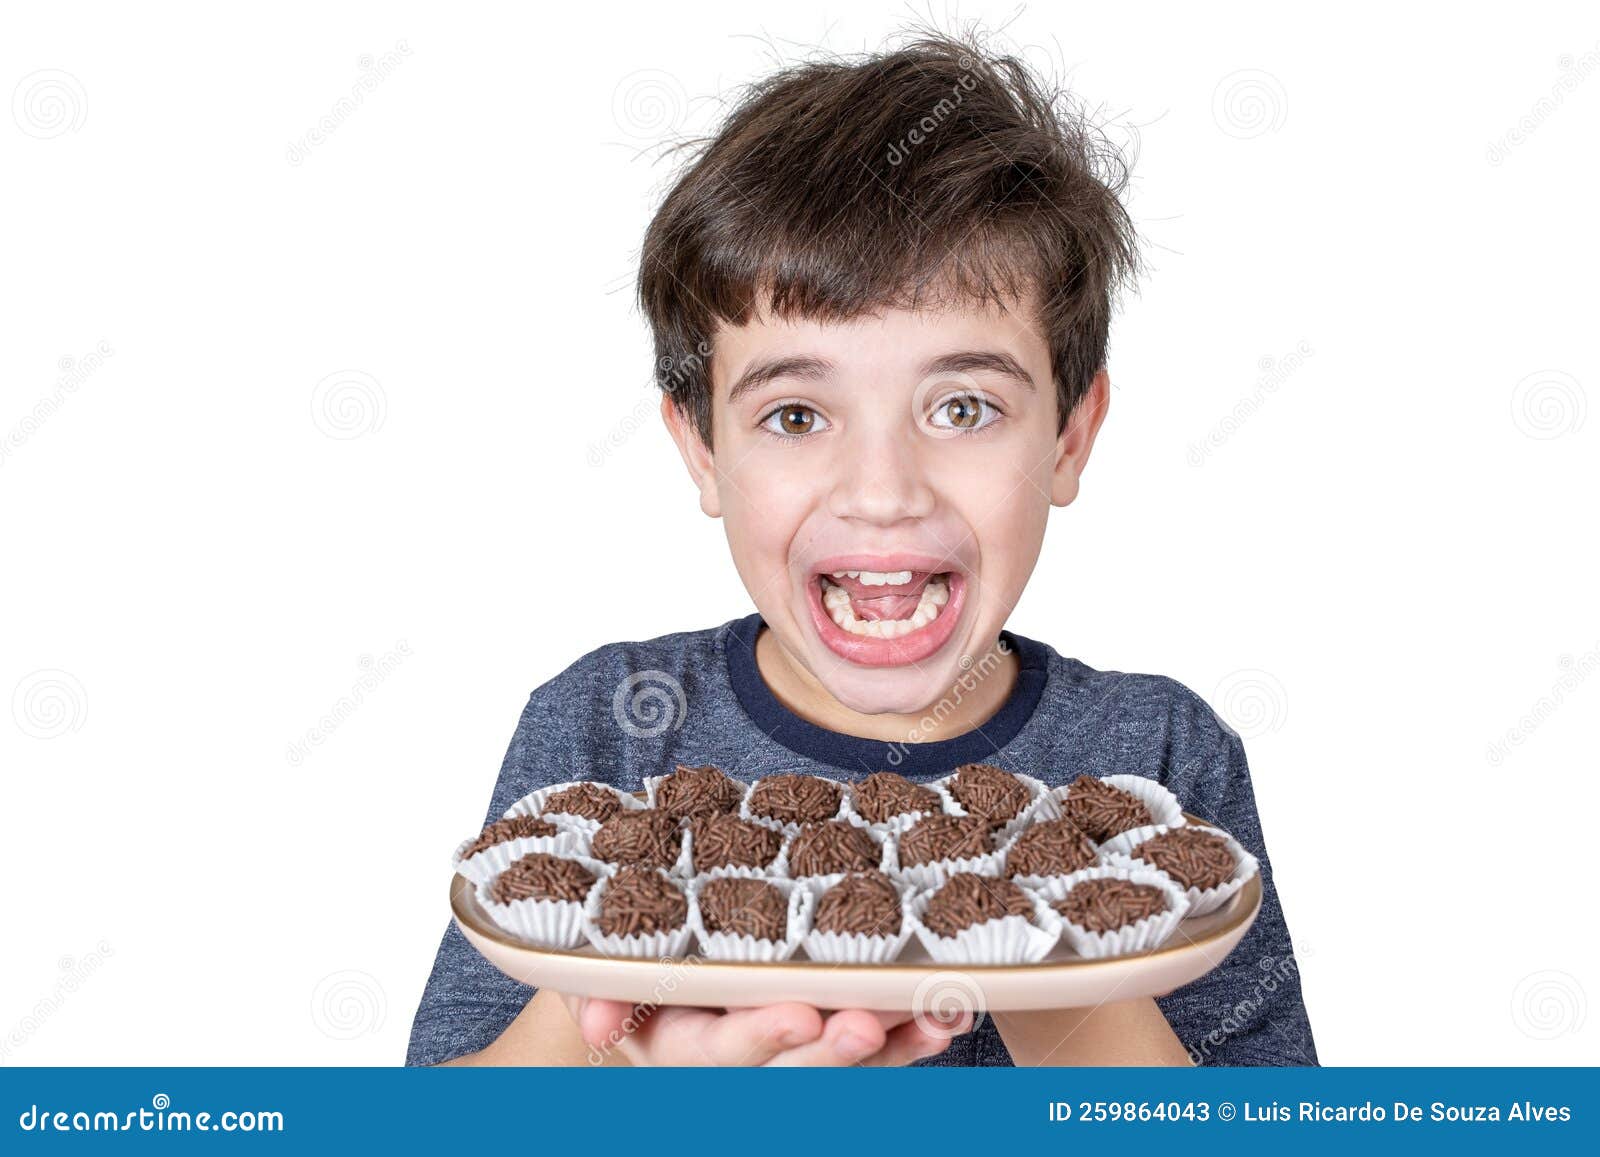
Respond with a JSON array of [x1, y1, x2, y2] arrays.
[[825, 435, 937, 525]]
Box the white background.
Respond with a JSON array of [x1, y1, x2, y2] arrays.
[[3, 1, 1596, 1065]]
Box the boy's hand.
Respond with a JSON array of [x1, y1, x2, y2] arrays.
[[564, 995, 969, 1066]]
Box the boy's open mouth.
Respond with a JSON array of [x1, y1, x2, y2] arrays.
[[804, 564, 967, 667]]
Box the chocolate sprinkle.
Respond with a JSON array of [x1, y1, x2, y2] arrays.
[[590, 810, 683, 869], [897, 815, 993, 867], [1004, 819, 1098, 879], [1055, 878, 1169, 932], [542, 783, 624, 823], [1130, 828, 1236, 890], [921, 873, 1034, 937], [688, 814, 782, 873], [596, 866, 688, 937], [487, 852, 596, 905], [697, 877, 788, 940], [851, 771, 940, 824], [787, 821, 880, 877], [814, 871, 903, 937], [462, 814, 559, 859], [1063, 775, 1153, 843], [948, 763, 1032, 827], [655, 764, 744, 820], [748, 774, 842, 825]]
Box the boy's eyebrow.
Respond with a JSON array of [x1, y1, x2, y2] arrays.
[[726, 355, 834, 403], [921, 350, 1037, 391]]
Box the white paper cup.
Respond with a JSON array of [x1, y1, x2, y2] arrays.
[[1026, 863, 1190, 959], [800, 874, 917, 963], [475, 854, 615, 949], [687, 873, 812, 961], [739, 775, 849, 835], [1099, 823, 1259, 916], [932, 768, 1050, 845], [907, 879, 1061, 964], [1044, 774, 1186, 840], [582, 867, 695, 958], [503, 780, 648, 836], [785, 823, 892, 890], [452, 824, 588, 887], [886, 822, 1005, 891], [681, 822, 792, 879], [838, 777, 951, 836]]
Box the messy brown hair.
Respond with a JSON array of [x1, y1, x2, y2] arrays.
[[637, 30, 1139, 443]]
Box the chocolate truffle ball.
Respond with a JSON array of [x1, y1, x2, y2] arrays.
[[896, 815, 993, 867], [655, 764, 744, 820], [596, 866, 688, 937], [487, 852, 596, 905], [697, 877, 788, 940], [1129, 828, 1236, 890], [462, 814, 559, 859], [787, 821, 880, 877], [851, 771, 940, 825], [947, 763, 1032, 827], [688, 814, 782, 874], [1054, 878, 1169, 932], [814, 871, 903, 937], [542, 782, 624, 823], [1004, 819, 1098, 879], [748, 774, 842, 825], [1063, 775, 1153, 843], [921, 873, 1034, 938], [590, 810, 682, 869]]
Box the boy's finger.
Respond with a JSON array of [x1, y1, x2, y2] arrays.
[[688, 1003, 825, 1065], [857, 1012, 972, 1067], [762, 1008, 887, 1067]]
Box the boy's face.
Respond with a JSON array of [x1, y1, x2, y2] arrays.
[[665, 293, 1108, 716]]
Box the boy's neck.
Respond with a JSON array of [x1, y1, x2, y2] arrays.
[[753, 627, 1020, 745]]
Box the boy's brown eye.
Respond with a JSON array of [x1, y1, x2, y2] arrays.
[[764, 405, 821, 436], [943, 397, 980, 428]]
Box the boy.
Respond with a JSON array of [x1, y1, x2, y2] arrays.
[[407, 33, 1316, 1067]]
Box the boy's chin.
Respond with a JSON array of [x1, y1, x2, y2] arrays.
[[811, 656, 969, 718]]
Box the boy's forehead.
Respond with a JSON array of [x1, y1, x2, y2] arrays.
[[709, 292, 1048, 396]]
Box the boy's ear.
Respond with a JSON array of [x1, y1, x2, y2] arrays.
[[1050, 368, 1111, 507], [661, 394, 723, 518]]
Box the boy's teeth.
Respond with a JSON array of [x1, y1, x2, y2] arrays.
[[821, 575, 950, 637], [829, 569, 914, 586]]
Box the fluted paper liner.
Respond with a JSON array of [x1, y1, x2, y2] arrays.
[[680, 824, 793, 880], [738, 775, 850, 835], [838, 778, 953, 836], [1025, 863, 1190, 959], [475, 854, 615, 949], [907, 881, 1062, 965], [799, 874, 917, 963], [885, 826, 1004, 891], [452, 825, 588, 886], [784, 823, 892, 891], [1099, 822, 1259, 917], [932, 769, 1051, 844], [582, 866, 695, 958], [686, 873, 813, 961], [1043, 774, 1186, 840], [503, 780, 648, 836]]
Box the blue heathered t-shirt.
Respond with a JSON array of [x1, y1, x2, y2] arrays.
[[407, 615, 1318, 1067]]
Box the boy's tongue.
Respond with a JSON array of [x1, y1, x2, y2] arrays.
[[829, 571, 932, 622]]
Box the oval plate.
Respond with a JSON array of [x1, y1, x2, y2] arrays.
[[451, 836, 1260, 1011]]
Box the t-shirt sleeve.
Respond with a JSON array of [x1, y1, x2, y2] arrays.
[[405, 690, 559, 1067], [1154, 688, 1319, 1067]]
